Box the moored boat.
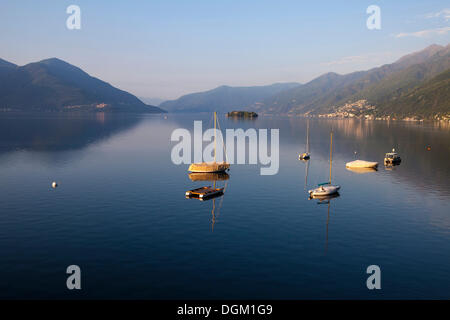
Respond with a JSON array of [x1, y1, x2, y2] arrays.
[[309, 183, 340, 197], [308, 131, 340, 197], [188, 112, 230, 173], [345, 160, 378, 169], [384, 151, 401, 165]]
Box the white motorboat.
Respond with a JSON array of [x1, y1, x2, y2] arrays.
[[345, 159, 378, 169]]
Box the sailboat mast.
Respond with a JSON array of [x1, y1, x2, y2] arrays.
[[214, 112, 217, 162], [306, 120, 310, 153], [329, 131, 333, 184]]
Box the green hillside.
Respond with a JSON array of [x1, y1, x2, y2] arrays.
[[257, 44, 450, 119], [376, 69, 450, 118]]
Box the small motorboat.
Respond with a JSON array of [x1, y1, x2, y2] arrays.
[[384, 151, 401, 165], [345, 160, 378, 169], [299, 152, 310, 160]]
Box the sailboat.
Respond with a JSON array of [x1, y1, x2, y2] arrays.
[[308, 131, 340, 197], [299, 119, 310, 160], [188, 112, 230, 173]]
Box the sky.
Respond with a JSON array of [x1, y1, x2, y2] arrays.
[[0, 0, 449, 100]]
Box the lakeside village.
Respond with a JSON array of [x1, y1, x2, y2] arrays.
[[298, 100, 450, 122]]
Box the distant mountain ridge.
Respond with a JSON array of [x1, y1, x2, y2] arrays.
[[256, 44, 450, 119], [159, 44, 449, 119], [0, 58, 165, 113], [2, 44, 448, 119], [160, 82, 301, 113]]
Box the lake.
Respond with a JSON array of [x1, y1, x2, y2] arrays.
[[0, 112, 449, 299]]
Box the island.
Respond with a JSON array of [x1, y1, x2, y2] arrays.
[[226, 111, 258, 118]]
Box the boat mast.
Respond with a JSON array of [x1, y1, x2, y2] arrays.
[[306, 119, 310, 153], [211, 197, 216, 232], [329, 131, 333, 184], [304, 158, 309, 190], [214, 112, 217, 162]]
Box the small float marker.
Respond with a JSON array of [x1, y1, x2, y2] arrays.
[[52, 181, 58, 188]]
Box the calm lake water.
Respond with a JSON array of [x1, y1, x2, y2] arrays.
[[0, 113, 449, 299]]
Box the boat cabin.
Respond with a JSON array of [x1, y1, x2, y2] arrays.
[[384, 152, 401, 164]]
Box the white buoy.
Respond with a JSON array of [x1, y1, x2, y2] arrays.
[[52, 181, 58, 188]]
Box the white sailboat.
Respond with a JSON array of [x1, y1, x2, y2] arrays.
[[309, 131, 340, 197], [188, 112, 230, 173], [299, 119, 310, 160]]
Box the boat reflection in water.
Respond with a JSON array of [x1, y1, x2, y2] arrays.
[[185, 172, 229, 231], [309, 193, 340, 254], [385, 163, 401, 171], [188, 172, 230, 182], [309, 191, 340, 202], [346, 166, 378, 174]]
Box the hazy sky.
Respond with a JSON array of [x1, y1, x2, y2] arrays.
[[1, 0, 449, 100]]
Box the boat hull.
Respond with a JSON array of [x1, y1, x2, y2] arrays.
[[299, 152, 310, 160], [309, 185, 340, 197], [346, 167, 377, 174], [384, 158, 401, 165], [345, 160, 378, 169], [188, 162, 230, 173]]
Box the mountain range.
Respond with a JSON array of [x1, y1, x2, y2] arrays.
[[162, 44, 450, 119], [1, 44, 448, 118], [159, 83, 301, 113], [0, 58, 165, 113]]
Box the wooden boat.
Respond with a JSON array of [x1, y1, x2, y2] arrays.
[[188, 172, 229, 181], [308, 131, 340, 197], [188, 112, 230, 173], [185, 173, 228, 231], [185, 186, 224, 200], [188, 161, 230, 173], [299, 119, 310, 160], [345, 160, 378, 169]]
